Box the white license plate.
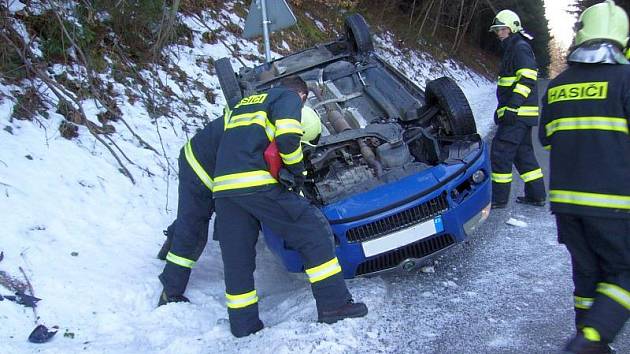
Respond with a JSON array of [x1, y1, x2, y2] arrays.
[[361, 216, 443, 257]]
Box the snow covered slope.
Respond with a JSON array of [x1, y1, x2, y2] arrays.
[[0, 3, 497, 353]]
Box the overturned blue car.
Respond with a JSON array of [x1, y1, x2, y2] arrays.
[[215, 14, 491, 278]]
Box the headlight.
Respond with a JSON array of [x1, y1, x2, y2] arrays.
[[463, 203, 491, 236], [471, 170, 486, 184]]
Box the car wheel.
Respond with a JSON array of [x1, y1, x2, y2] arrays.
[[214, 57, 242, 108], [344, 14, 374, 57], [425, 77, 477, 136]]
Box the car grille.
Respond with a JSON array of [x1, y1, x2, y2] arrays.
[[355, 233, 455, 276], [345, 193, 449, 243]]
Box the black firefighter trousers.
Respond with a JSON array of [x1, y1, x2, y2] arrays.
[[556, 214, 630, 343], [491, 121, 546, 204], [159, 148, 214, 297], [214, 186, 352, 336]]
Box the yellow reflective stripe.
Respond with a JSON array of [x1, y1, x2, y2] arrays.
[[513, 83, 531, 98], [225, 290, 258, 309], [545, 117, 629, 137], [166, 252, 195, 268], [223, 107, 232, 128], [548, 82, 608, 104], [516, 106, 539, 116], [583, 327, 601, 342], [496, 106, 539, 118], [491, 172, 513, 183], [226, 111, 267, 129], [597, 283, 630, 310], [574, 296, 594, 310], [213, 170, 278, 192], [275, 118, 303, 137], [305, 257, 342, 283], [498, 76, 517, 87], [520, 168, 543, 183], [550, 190, 630, 209], [184, 141, 214, 191], [543, 145, 551, 151], [279, 146, 304, 165], [225, 111, 276, 141], [516, 68, 538, 81]]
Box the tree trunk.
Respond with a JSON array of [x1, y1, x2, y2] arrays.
[[431, 0, 443, 37], [451, 0, 466, 51], [417, 0, 436, 38]]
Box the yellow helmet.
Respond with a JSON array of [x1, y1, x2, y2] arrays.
[[574, 0, 629, 49], [301, 106, 322, 144], [489, 10, 522, 33]]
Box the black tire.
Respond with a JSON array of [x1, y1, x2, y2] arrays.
[[425, 77, 477, 136], [344, 14, 374, 56], [214, 57, 242, 108]]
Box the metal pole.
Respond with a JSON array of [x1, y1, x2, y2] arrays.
[[261, 0, 272, 63]]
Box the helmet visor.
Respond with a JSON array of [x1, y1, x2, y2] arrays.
[[489, 18, 508, 32]]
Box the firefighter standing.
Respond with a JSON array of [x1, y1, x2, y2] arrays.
[[489, 10, 546, 209], [212, 76, 368, 338], [539, 1, 630, 352], [156, 112, 226, 306]]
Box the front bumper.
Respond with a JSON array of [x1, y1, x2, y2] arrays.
[[262, 141, 492, 278]]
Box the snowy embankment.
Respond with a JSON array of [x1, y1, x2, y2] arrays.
[[0, 5, 496, 354]]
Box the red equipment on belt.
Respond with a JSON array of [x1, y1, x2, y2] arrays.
[[263, 140, 281, 179]]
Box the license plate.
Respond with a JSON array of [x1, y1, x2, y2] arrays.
[[361, 216, 444, 257]]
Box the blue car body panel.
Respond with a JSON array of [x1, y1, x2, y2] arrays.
[[262, 141, 492, 278]]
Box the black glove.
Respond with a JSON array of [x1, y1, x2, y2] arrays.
[[278, 168, 305, 190], [501, 108, 518, 125]]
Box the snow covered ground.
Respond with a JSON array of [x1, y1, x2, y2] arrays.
[[0, 4, 561, 354]]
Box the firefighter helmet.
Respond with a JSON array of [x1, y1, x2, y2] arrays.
[[489, 10, 523, 33], [574, 0, 629, 49], [301, 106, 322, 144]]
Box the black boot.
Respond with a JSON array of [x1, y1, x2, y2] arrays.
[[318, 299, 368, 324], [157, 290, 190, 307], [230, 319, 264, 338], [516, 196, 545, 207], [561, 332, 613, 354]]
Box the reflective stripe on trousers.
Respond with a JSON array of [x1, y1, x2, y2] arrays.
[[166, 251, 196, 269], [226, 290, 259, 309], [574, 296, 594, 310], [305, 257, 342, 283], [520, 168, 543, 183], [597, 282, 630, 310], [492, 172, 513, 183]]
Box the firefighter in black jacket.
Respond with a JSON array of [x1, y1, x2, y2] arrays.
[[156, 112, 226, 306], [156, 104, 326, 306], [489, 10, 546, 209], [539, 2, 630, 353], [212, 76, 368, 338]]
